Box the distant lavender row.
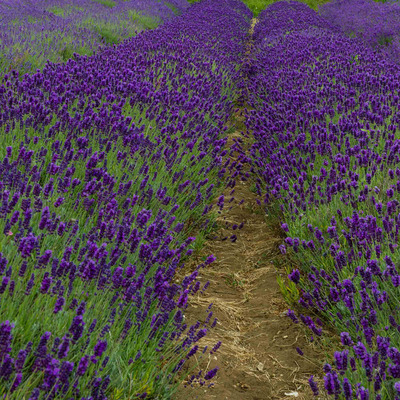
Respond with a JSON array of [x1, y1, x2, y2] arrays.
[[245, 1, 400, 398], [320, 0, 400, 63], [0, 0, 251, 398], [0, 0, 188, 75]]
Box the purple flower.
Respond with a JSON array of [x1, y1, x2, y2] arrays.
[[296, 347, 304, 356], [18, 234, 38, 259], [354, 341, 367, 360], [288, 269, 300, 284], [77, 355, 89, 376], [57, 335, 70, 359], [308, 375, 319, 396], [10, 372, 22, 393], [53, 296, 65, 314], [340, 332, 353, 346], [287, 309, 299, 323], [59, 361, 74, 385], [69, 316, 85, 342], [324, 371, 341, 396], [28, 388, 40, 400], [39, 250, 52, 266], [206, 254, 216, 265], [15, 349, 27, 372], [343, 378, 352, 399], [204, 367, 218, 380], [25, 273, 35, 295], [93, 340, 108, 358], [0, 321, 14, 362], [40, 274, 52, 294]]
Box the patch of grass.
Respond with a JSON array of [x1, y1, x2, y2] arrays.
[[27, 16, 38, 23], [241, 0, 329, 15], [48, 6, 65, 16], [82, 19, 122, 44], [96, 25, 122, 44], [92, 0, 116, 8], [59, 43, 92, 61], [302, 0, 330, 10], [128, 10, 161, 30]]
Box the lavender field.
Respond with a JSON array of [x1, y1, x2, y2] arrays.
[[0, 0, 188, 74], [1, 0, 400, 399]]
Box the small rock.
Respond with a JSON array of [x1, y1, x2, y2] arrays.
[[284, 391, 299, 397]]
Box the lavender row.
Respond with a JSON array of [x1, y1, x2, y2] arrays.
[[0, 0, 252, 398], [0, 0, 188, 75], [244, 1, 400, 398], [320, 0, 400, 64]]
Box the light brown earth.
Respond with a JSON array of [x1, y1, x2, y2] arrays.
[[174, 142, 325, 400]]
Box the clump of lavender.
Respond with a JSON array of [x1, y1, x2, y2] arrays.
[[243, 1, 400, 398]]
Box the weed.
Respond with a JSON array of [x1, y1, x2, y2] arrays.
[[225, 273, 244, 288], [276, 273, 300, 305]]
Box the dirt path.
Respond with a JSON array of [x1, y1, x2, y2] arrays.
[[175, 19, 324, 400], [175, 141, 322, 400]]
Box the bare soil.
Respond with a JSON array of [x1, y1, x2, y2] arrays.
[[174, 157, 324, 400]]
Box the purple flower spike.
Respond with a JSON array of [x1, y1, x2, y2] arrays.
[[308, 375, 319, 396], [204, 367, 218, 380], [288, 269, 300, 284]]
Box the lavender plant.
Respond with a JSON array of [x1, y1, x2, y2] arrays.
[[244, 1, 400, 398], [0, 0, 252, 398]]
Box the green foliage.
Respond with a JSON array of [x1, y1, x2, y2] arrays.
[[378, 34, 393, 46], [240, 0, 329, 15], [59, 42, 92, 60], [128, 10, 161, 30], [165, 1, 181, 14], [27, 15, 38, 23], [91, 0, 116, 7], [93, 22, 123, 44], [48, 6, 65, 16], [277, 274, 300, 305]]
